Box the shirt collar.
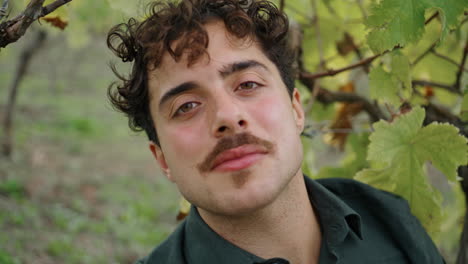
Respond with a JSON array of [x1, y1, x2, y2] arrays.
[[304, 176, 363, 246], [183, 176, 362, 263]]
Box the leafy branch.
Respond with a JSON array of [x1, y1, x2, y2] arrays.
[[0, 0, 72, 48]]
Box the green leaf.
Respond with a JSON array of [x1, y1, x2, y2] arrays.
[[369, 66, 400, 106], [391, 51, 412, 90], [366, 0, 426, 53], [425, 0, 468, 36], [355, 165, 396, 193], [369, 52, 413, 107], [415, 123, 468, 181], [365, 0, 467, 54], [355, 107, 468, 234]]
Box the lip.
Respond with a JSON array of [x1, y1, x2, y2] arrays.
[[211, 145, 268, 172]]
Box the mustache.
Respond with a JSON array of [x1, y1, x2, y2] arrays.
[[197, 132, 274, 172]]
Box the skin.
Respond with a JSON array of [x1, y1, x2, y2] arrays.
[[147, 21, 321, 264]]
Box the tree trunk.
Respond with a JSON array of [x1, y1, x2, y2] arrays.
[[1, 29, 46, 158], [457, 165, 468, 264]]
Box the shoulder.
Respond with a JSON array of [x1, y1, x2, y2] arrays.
[[135, 221, 187, 264], [315, 177, 445, 263], [316, 177, 408, 208]]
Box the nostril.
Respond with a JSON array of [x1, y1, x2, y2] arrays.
[[238, 120, 246, 127], [218, 126, 227, 133]]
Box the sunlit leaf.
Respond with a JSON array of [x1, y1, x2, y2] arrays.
[[369, 66, 401, 106], [365, 0, 467, 53], [356, 107, 468, 234]]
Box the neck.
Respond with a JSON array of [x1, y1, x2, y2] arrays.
[[198, 173, 321, 264]]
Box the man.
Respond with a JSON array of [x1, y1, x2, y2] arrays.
[[107, 0, 445, 263]]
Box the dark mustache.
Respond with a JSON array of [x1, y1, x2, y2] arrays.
[[197, 132, 274, 172]]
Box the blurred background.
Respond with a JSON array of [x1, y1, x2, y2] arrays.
[[1, 0, 466, 263], [1, 1, 181, 263]]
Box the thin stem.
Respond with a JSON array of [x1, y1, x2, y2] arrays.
[[300, 53, 381, 80], [431, 51, 468, 73], [412, 80, 461, 95], [425, 12, 438, 25], [412, 42, 437, 66], [455, 40, 468, 91]]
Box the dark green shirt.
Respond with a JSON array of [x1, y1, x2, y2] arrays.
[[137, 177, 445, 264]]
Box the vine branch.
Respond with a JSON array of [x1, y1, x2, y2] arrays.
[[299, 53, 381, 80], [455, 39, 468, 91], [432, 51, 468, 73], [0, 0, 72, 48], [412, 80, 461, 95]]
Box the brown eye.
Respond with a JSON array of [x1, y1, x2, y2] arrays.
[[238, 81, 259, 90], [175, 102, 199, 116]]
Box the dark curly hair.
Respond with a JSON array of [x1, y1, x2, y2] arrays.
[[107, 0, 295, 146]]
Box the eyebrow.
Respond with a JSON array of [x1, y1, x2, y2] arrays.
[[219, 60, 270, 78], [158, 60, 270, 110], [159, 81, 198, 111]]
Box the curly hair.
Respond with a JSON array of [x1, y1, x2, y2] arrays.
[[107, 0, 295, 146]]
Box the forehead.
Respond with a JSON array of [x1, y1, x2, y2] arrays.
[[147, 21, 274, 100]]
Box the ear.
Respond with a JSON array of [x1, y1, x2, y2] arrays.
[[149, 142, 174, 182], [291, 88, 305, 133]]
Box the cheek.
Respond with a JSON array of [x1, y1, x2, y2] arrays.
[[161, 122, 207, 167], [250, 94, 293, 130]]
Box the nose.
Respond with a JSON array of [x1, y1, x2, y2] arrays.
[[212, 93, 248, 138]]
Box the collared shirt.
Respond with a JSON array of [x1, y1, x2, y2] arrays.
[[137, 177, 445, 264]]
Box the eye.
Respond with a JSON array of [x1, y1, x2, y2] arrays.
[[174, 102, 200, 116], [238, 81, 260, 91]]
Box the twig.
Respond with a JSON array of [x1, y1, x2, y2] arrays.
[[1, 30, 47, 157], [425, 12, 438, 25], [431, 51, 468, 73], [412, 42, 437, 66], [41, 0, 71, 16], [0, 0, 72, 48], [412, 80, 461, 95], [300, 53, 381, 80], [455, 39, 468, 91]]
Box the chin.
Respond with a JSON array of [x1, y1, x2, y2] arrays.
[[215, 178, 281, 216]]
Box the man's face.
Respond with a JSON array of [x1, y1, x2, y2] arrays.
[[148, 21, 305, 217]]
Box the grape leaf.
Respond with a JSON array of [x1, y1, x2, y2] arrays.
[[391, 51, 412, 90], [355, 107, 468, 234], [369, 52, 413, 107], [369, 66, 400, 106], [366, 0, 427, 53], [365, 0, 467, 54], [425, 0, 468, 37]]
